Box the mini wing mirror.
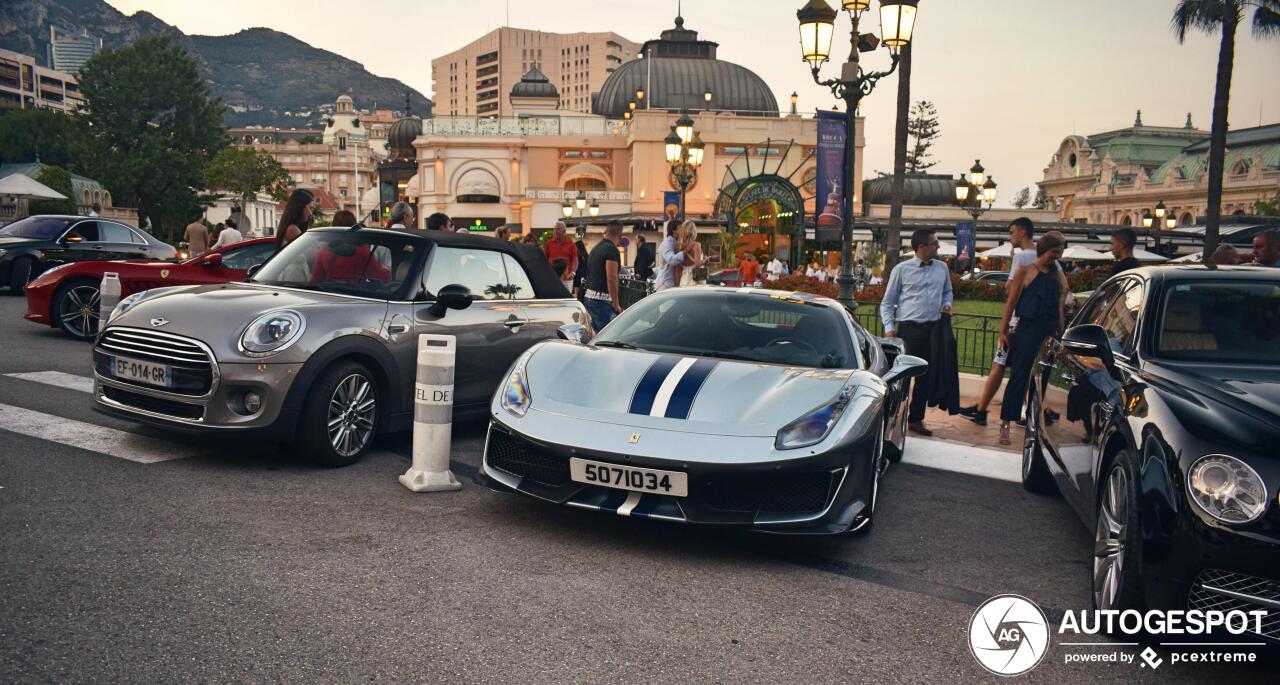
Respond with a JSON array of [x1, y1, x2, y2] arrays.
[[556, 322, 592, 344], [201, 253, 223, 267], [883, 354, 928, 386], [1061, 324, 1116, 370], [428, 284, 473, 317], [245, 263, 264, 281]]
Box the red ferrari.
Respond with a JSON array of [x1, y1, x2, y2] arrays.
[[24, 237, 276, 340]]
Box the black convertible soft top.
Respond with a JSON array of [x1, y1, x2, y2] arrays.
[[375, 227, 570, 299]]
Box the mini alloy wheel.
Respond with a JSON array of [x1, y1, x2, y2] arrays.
[[300, 361, 380, 467], [328, 373, 376, 459]]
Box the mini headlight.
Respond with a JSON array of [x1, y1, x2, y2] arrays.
[[239, 310, 305, 356], [775, 383, 858, 450], [1188, 454, 1268, 524], [500, 352, 533, 417]]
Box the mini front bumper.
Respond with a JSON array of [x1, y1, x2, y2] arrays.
[[481, 410, 880, 534]]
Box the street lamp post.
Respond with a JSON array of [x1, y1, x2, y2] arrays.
[[664, 111, 705, 220], [561, 189, 600, 234], [1142, 200, 1168, 255], [954, 159, 997, 221], [797, 0, 919, 310]]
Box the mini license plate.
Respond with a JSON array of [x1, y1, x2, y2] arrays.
[[112, 355, 171, 388], [569, 457, 688, 497]]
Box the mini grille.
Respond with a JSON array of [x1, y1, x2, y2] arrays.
[[1188, 569, 1280, 642], [702, 471, 836, 515], [487, 431, 571, 486], [98, 328, 211, 365]]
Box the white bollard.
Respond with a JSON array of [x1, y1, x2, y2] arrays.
[[98, 272, 121, 335], [400, 334, 462, 492]]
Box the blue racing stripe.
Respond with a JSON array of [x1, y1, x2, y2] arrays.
[[628, 355, 681, 415], [663, 359, 718, 419]]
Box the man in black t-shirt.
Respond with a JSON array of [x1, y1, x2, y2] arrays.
[[584, 221, 624, 330], [1109, 227, 1140, 275]]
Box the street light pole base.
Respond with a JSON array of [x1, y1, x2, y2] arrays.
[[399, 467, 462, 492]]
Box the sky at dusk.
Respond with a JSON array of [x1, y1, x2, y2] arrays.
[[106, 0, 1280, 205]]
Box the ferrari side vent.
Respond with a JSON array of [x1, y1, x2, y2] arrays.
[[487, 430, 571, 487]]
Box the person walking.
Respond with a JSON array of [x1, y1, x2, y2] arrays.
[[994, 234, 1068, 445], [633, 234, 655, 280], [654, 219, 677, 281], [544, 221, 578, 292], [274, 189, 314, 251], [1109, 227, 1140, 275], [426, 212, 452, 231], [389, 202, 415, 230], [584, 221, 624, 330], [209, 217, 243, 251], [183, 212, 209, 257], [880, 229, 955, 436], [739, 252, 760, 287], [1251, 230, 1280, 267], [852, 259, 868, 291], [655, 222, 689, 292]]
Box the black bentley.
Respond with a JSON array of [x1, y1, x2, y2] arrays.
[[0, 215, 176, 293], [1022, 266, 1280, 640]]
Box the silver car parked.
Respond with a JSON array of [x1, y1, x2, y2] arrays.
[[92, 227, 588, 466]]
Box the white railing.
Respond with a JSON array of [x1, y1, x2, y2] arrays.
[[422, 116, 630, 137]]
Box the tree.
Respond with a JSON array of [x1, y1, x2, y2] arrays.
[[1255, 192, 1280, 216], [0, 109, 82, 167], [76, 36, 226, 242], [1172, 0, 1280, 258], [904, 100, 941, 174], [1012, 187, 1031, 209], [27, 165, 76, 215], [1032, 188, 1048, 209], [885, 44, 913, 274], [202, 146, 291, 214]]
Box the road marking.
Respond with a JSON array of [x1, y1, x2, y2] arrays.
[[902, 438, 1021, 483], [0, 403, 195, 464], [5, 370, 95, 394]]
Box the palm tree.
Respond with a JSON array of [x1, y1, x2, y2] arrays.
[[1172, 0, 1280, 258], [885, 43, 912, 272]]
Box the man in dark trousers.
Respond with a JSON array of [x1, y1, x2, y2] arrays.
[[633, 234, 655, 280], [880, 228, 954, 436]]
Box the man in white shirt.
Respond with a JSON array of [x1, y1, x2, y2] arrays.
[[209, 218, 243, 251], [654, 230, 685, 291], [766, 255, 784, 281], [388, 202, 414, 230]]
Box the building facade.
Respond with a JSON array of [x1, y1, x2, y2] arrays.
[[48, 26, 102, 75], [0, 48, 85, 112], [432, 27, 640, 117], [1040, 113, 1280, 228]]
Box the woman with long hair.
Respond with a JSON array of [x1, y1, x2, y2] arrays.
[[676, 219, 705, 287], [275, 189, 314, 252], [330, 210, 357, 227]]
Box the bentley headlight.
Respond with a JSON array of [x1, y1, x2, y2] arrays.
[[500, 352, 533, 417], [239, 310, 305, 356], [775, 383, 859, 450], [1188, 454, 1268, 524]]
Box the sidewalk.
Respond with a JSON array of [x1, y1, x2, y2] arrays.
[[915, 372, 1020, 453]]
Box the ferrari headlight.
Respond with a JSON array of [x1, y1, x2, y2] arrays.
[[239, 310, 305, 356], [775, 383, 858, 450], [1188, 454, 1268, 524], [500, 351, 533, 417]]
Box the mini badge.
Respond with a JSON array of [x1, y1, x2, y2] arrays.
[[628, 434, 640, 444], [150, 318, 169, 327]]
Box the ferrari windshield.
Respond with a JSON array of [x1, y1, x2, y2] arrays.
[[594, 291, 858, 369], [1155, 280, 1280, 365], [252, 229, 421, 299]]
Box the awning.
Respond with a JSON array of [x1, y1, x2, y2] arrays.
[[361, 185, 380, 208], [1060, 246, 1111, 261], [405, 173, 420, 198], [977, 242, 1013, 258], [1131, 247, 1168, 262], [0, 173, 67, 200]]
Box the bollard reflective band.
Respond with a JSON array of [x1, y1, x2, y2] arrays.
[[414, 382, 453, 424]]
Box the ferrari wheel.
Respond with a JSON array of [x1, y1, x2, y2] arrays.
[[54, 278, 101, 341]]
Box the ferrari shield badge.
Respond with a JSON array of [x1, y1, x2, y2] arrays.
[[160, 269, 170, 278], [628, 434, 640, 444]]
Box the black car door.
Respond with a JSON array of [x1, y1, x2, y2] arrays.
[[97, 221, 149, 261], [47, 220, 104, 266]]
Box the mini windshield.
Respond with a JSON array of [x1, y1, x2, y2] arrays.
[[0, 217, 74, 240], [593, 291, 858, 369], [1156, 280, 1280, 365], [252, 229, 421, 299]]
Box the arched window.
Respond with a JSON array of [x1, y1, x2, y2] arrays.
[[455, 167, 501, 203], [1120, 214, 1132, 226], [1180, 212, 1194, 226], [564, 177, 606, 193], [1230, 160, 1248, 176]]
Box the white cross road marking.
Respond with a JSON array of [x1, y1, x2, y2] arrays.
[[901, 438, 1021, 483], [0, 403, 196, 464], [5, 371, 94, 394]]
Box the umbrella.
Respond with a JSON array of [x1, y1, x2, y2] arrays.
[[1171, 252, 1203, 263], [1060, 245, 1111, 262], [901, 240, 956, 257], [1131, 247, 1168, 262], [0, 173, 67, 200], [977, 242, 1013, 258]]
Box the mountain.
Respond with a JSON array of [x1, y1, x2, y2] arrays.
[[0, 0, 432, 127]]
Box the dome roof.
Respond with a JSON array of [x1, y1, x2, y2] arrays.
[[511, 67, 558, 99], [863, 174, 958, 206], [593, 15, 778, 118], [388, 95, 422, 159]]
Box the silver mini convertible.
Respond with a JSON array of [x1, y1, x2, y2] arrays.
[[92, 227, 587, 465]]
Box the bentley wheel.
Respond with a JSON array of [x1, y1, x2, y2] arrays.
[[54, 278, 101, 341], [1092, 450, 1144, 613], [300, 361, 379, 467], [7, 256, 33, 294], [1021, 389, 1056, 494]]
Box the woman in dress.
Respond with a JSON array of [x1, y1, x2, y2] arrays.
[[995, 234, 1068, 445], [274, 188, 314, 252], [676, 220, 706, 287]]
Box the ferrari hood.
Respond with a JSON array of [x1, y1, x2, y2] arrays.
[[521, 342, 880, 437]]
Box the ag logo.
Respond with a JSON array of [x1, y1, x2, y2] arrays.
[[968, 594, 1049, 676]]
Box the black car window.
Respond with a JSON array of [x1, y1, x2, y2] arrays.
[[63, 221, 100, 243], [1156, 280, 1280, 364], [221, 242, 274, 270], [98, 222, 137, 243], [501, 253, 535, 301], [422, 246, 512, 300], [1098, 281, 1144, 357], [0, 216, 74, 239], [1074, 280, 1126, 327]]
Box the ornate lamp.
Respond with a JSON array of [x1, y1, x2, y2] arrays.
[[879, 0, 920, 52], [967, 160, 986, 187], [1142, 210, 1154, 228], [675, 111, 695, 144], [574, 190, 587, 211], [687, 132, 706, 167], [589, 200, 600, 218], [982, 177, 997, 205], [664, 127, 684, 164], [797, 0, 837, 70], [954, 175, 969, 203]]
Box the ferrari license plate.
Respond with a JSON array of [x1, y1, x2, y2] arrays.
[[570, 458, 688, 497], [112, 355, 171, 388]]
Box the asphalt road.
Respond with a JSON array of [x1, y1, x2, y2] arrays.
[[0, 294, 1271, 683]]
